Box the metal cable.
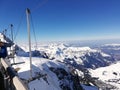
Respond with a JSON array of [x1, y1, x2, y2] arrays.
[[31, 0, 48, 13], [30, 14, 38, 50], [13, 12, 25, 41]]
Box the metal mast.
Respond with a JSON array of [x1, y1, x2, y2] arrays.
[[10, 24, 15, 63], [26, 8, 32, 78], [10, 24, 14, 42], [4, 29, 7, 36]]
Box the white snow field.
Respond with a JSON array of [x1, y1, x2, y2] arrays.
[[90, 62, 120, 89], [10, 43, 101, 90]]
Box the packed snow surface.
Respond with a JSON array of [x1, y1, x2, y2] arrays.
[[90, 62, 120, 89], [12, 57, 63, 90]]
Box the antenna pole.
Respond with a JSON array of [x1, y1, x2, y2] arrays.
[[26, 8, 32, 78], [10, 24, 14, 42], [4, 29, 7, 36], [10, 24, 15, 63]]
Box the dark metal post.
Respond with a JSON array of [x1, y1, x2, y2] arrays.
[[4, 29, 7, 36], [10, 24, 13, 42]]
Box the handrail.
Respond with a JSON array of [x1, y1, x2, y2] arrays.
[[1, 58, 29, 90]]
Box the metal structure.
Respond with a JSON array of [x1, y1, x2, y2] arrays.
[[10, 24, 15, 64], [10, 24, 14, 43], [0, 58, 28, 90], [26, 8, 32, 78], [0, 8, 38, 90]]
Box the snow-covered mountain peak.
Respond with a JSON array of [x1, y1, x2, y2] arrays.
[[66, 46, 97, 52], [16, 42, 113, 69]]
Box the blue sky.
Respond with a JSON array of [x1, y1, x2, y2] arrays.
[[0, 0, 120, 42]]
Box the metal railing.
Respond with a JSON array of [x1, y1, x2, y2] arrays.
[[0, 58, 28, 90]]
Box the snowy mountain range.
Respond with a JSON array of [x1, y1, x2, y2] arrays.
[[16, 43, 115, 69], [100, 44, 120, 61], [1, 33, 120, 90], [13, 42, 120, 90]]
